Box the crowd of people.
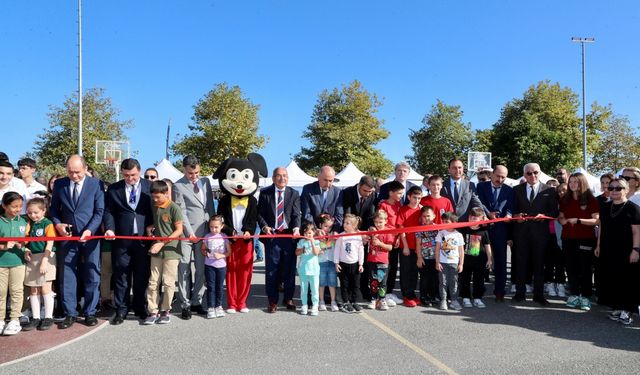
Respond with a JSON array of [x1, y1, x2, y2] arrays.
[[0, 151, 639, 337]]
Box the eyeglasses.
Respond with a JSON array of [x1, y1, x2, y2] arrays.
[[144, 175, 157, 180], [622, 176, 638, 181], [525, 171, 540, 176], [607, 186, 624, 192]]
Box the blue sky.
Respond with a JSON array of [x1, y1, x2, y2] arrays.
[[1, 1, 638, 175]]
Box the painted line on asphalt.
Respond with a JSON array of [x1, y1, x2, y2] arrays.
[[0, 320, 109, 368], [360, 312, 459, 375]]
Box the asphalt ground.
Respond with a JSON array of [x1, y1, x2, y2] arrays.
[[2, 263, 639, 375]]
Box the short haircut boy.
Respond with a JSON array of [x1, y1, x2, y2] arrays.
[[428, 174, 443, 185], [150, 180, 169, 194], [407, 186, 422, 196], [387, 180, 404, 193], [441, 212, 458, 222], [17, 158, 37, 169]]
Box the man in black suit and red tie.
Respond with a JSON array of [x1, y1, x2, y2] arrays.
[[257, 167, 301, 313], [342, 175, 377, 300], [103, 158, 154, 324], [512, 162, 559, 305]]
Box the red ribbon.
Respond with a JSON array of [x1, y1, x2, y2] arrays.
[[0, 216, 552, 243]]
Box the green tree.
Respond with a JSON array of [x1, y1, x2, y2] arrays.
[[172, 83, 267, 174], [589, 111, 640, 174], [490, 80, 585, 174], [295, 80, 392, 177], [471, 128, 494, 153], [407, 100, 473, 176], [32, 88, 132, 182]]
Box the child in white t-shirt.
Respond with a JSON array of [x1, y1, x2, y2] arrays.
[[435, 212, 465, 311]]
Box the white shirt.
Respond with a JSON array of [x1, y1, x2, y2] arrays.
[[69, 177, 86, 200], [25, 180, 47, 196], [526, 182, 540, 201], [630, 192, 640, 207], [0, 178, 28, 214]]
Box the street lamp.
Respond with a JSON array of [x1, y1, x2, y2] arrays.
[[78, 0, 83, 155], [571, 37, 595, 170]]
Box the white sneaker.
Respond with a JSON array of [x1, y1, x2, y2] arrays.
[[449, 300, 462, 311], [300, 306, 308, 315], [367, 299, 376, 309], [310, 306, 319, 316], [473, 299, 486, 308], [462, 298, 472, 308], [385, 295, 397, 307], [388, 293, 403, 304], [330, 301, 339, 312], [215, 307, 226, 318], [206, 308, 216, 319], [379, 300, 389, 311], [226, 308, 237, 314], [556, 284, 566, 297], [546, 283, 557, 297], [239, 307, 249, 313], [318, 302, 327, 311], [510, 284, 517, 294], [2, 320, 21, 336], [526, 284, 533, 294]]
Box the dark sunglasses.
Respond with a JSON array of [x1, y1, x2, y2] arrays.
[[607, 186, 624, 191], [622, 176, 638, 181], [144, 175, 157, 180], [526, 171, 540, 176]]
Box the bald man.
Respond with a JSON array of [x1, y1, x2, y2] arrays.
[[50, 155, 105, 328], [476, 165, 513, 301], [300, 166, 344, 232]]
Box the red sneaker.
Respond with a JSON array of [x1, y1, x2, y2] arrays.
[[403, 297, 417, 307], [413, 297, 421, 305]]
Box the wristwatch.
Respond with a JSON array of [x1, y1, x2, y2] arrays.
[[577, 218, 581, 225], [633, 247, 640, 253]]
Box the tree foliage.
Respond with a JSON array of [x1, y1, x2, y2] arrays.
[[589, 106, 640, 174], [295, 80, 392, 177], [490, 80, 592, 174], [32, 88, 132, 182], [407, 100, 473, 176], [172, 83, 267, 175]]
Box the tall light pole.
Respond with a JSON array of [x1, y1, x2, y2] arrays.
[[571, 37, 595, 170], [78, 0, 83, 155]]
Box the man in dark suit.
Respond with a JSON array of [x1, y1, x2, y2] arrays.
[[103, 158, 153, 324], [512, 162, 559, 305], [441, 158, 482, 221], [50, 155, 104, 328], [477, 165, 513, 302], [342, 175, 377, 300], [301, 166, 343, 232], [258, 167, 301, 313], [377, 161, 417, 205]]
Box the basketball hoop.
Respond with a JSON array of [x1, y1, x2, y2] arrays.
[[96, 140, 129, 182]]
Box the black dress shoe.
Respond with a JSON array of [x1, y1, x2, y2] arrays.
[[533, 296, 550, 306], [38, 318, 54, 331], [111, 314, 125, 325], [59, 316, 77, 329], [284, 300, 296, 311], [512, 294, 526, 303], [85, 315, 98, 326], [192, 304, 207, 315], [181, 307, 192, 320], [22, 318, 41, 331]]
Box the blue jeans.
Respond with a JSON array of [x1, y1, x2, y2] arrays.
[[254, 226, 264, 259], [205, 265, 226, 309]]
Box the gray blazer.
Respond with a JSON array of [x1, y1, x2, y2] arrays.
[[441, 177, 482, 221], [172, 176, 215, 237]]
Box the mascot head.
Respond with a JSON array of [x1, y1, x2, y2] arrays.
[[212, 153, 268, 197]]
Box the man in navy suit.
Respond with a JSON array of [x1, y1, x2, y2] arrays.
[[103, 158, 153, 324], [441, 158, 482, 221], [257, 167, 301, 313], [476, 165, 513, 302], [377, 161, 417, 205], [301, 166, 343, 232], [50, 155, 104, 328]]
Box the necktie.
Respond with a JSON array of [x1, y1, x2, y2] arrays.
[[193, 181, 200, 195], [529, 185, 535, 202], [72, 182, 79, 206], [321, 190, 327, 210], [276, 190, 285, 230], [493, 187, 499, 203], [359, 196, 365, 211], [129, 184, 137, 204], [453, 181, 460, 204]]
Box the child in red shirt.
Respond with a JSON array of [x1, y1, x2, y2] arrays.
[[420, 174, 453, 224], [397, 186, 423, 307], [366, 210, 395, 310], [377, 181, 404, 306]]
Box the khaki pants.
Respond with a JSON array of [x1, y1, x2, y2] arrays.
[[100, 252, 113, 300], [0, 265, 26, 320], [147, 257, 179, 314]]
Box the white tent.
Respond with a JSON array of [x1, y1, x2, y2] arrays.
[[285, 160, 316, 189], [154, 159, 183, 182], [335, 162, 365, 187]]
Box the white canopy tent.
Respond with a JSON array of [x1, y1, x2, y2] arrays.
[[285, 160, 316, 189], [154, 159, 183, 182], [334, 162, 365, 187]]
